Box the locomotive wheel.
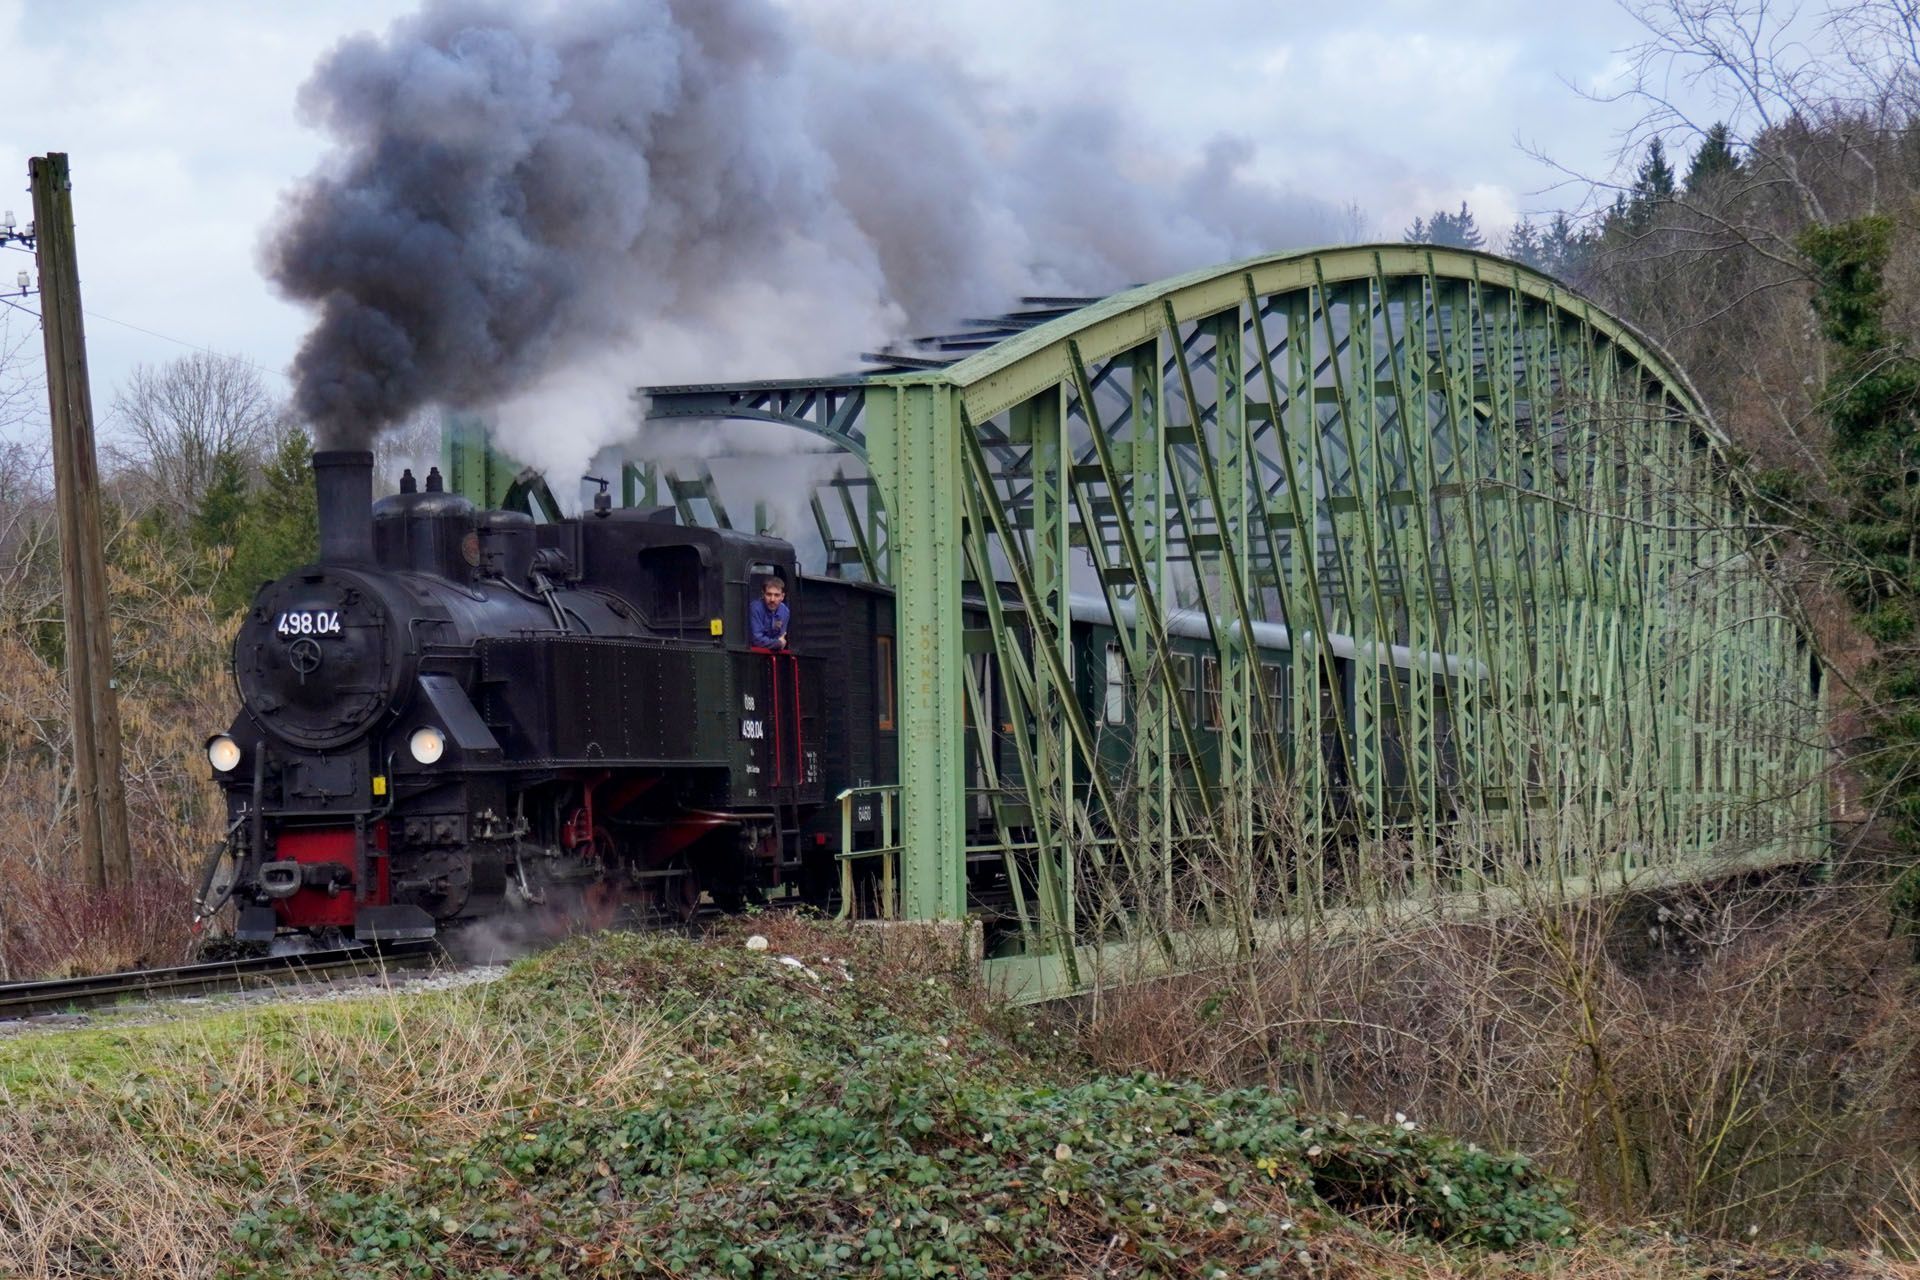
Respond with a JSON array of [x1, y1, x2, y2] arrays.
[[660, 855, 702, 924]]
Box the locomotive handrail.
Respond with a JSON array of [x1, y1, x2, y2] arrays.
[[833, 784, 901, 801]]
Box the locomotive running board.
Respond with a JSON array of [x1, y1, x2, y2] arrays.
[[353, 905, 437, 941]]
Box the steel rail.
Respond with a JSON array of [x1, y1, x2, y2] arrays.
[[0, 942, 443, 1021]]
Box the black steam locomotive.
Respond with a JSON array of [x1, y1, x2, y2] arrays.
[[204, 449, 903, 942]]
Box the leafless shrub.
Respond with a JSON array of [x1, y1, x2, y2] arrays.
[[105, 352, 282, 521], [1077, 828, 1920, 1245], [0, 502, 233, 978]]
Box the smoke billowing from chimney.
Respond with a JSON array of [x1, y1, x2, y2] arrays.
[[266, 0, 1345, 464]]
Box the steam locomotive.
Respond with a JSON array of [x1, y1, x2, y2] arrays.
[[204, 451, 1466, 943], [204, 449, 869, 941]]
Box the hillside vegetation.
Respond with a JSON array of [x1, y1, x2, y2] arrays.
[[0, 916, 1907, 1279]]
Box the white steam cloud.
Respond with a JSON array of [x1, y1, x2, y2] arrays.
[[265, 0, 1346, 481]]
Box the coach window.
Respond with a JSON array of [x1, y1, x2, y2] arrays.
[[1262, 662, 1287, 724], [1178, 654, 1197, 721], [876, 635, 895, 731], [1264, 663, 1291, 762], [1103, 642, 1126, 725], [1201, 656, 1221, 729]]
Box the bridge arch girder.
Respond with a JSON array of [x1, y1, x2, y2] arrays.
[[847, 245, 1821, 989]]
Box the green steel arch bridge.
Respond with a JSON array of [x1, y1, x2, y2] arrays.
[[444, 244, 1829, 1000]]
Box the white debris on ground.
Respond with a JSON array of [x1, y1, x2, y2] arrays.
[[776, 955, 823, 983], [0, 964, 508, 1039]]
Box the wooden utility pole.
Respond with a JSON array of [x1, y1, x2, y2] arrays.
[[31, 152, 131, 891]]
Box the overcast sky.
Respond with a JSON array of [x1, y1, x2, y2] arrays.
[[0, 0, 1666, 438]]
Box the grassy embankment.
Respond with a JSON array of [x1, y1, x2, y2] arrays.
[[0, 915, 1904, 1279]]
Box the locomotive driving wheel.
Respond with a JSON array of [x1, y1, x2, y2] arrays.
[[651, 854, 701, 925]]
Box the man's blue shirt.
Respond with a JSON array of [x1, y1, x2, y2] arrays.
[[749, 598, 790, 648]]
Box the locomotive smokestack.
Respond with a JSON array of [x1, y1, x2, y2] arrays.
[[313, 449, 375, 565]]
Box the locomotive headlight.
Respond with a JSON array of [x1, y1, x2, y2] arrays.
[[408, 726, 446, 765], [206, 734, 242, 773]]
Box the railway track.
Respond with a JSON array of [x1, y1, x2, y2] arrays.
[[0, 942, 444, 1022]]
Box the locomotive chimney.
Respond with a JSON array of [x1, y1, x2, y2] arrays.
[[313, 449, 375, 564]]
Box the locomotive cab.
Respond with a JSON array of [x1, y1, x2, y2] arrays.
[[534, 507, 801, 647]]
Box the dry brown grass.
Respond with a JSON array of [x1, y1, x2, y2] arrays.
[[0, 971, 674, 1279], [1077, 874, 1920, 1248]]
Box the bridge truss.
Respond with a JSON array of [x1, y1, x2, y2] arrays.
[[446, 245, 1828, 999]]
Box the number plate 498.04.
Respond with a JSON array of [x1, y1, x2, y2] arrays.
[[276, 610, 343, 637]]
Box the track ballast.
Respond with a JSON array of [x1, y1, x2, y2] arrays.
[[0, 942, 442, 1021]]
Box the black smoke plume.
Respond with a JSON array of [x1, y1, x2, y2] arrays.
[[266, 0, 1344, 451]]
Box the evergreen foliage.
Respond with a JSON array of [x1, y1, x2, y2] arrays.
[[1632, 137, 1677, 205], [166, 426, 323, 617], [218, 427, 320, 616], [1538, 213, 1594, 280], [1798, 215, 1920, 940], [1683, 123, 1741, 191], [1403, 202, 1486, 250], [192, 450, 251, 555], [1503, 213, 1595, 282], [1505, 219, 1542, 266]]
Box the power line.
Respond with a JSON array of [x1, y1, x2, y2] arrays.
[[1, 211, 291, 385], [0, 300, 294, 385], [81, 309, 292, 384]]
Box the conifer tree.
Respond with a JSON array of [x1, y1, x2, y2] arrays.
[[1539, 212, 1590, 279], [1634, 135, 1678, 199], [1684, 122, 1741, 191], [192, 450, 250, 554], [1403, 202, 1485, 250], [1799, 215, 1920, 946], [1628, 136, 1677, 229], [1436, 201, 1485, 250], [221, 427, 318, 615], [1605, 191, 1631, 236], [1505, 218, 1543, 268]]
